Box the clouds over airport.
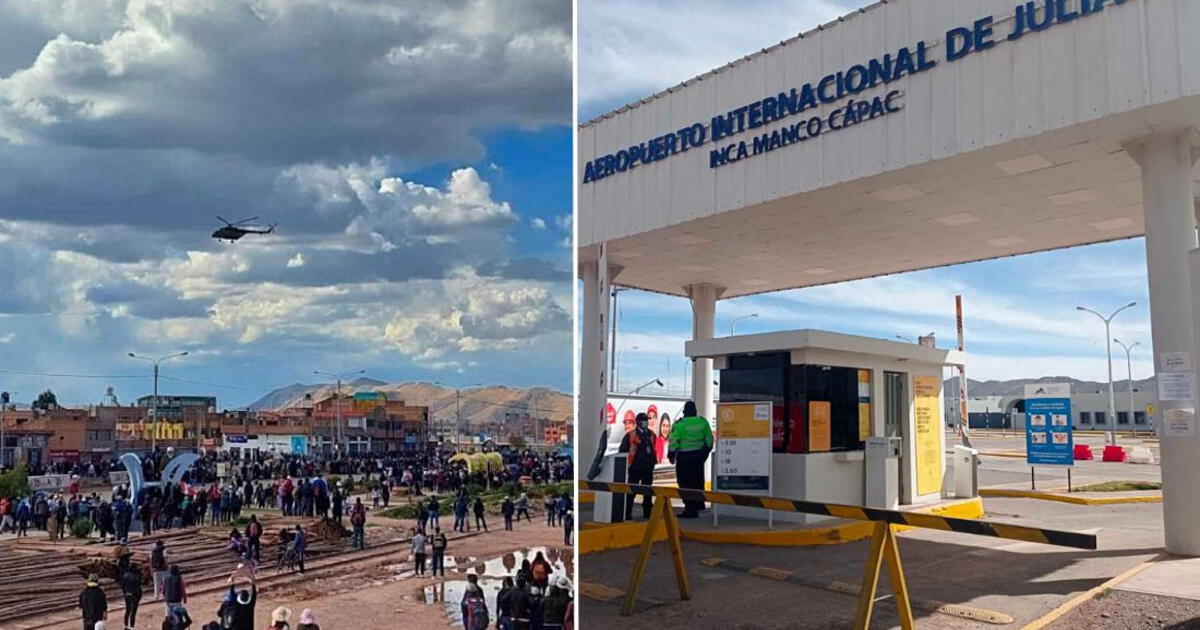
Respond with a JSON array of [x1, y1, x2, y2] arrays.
[[0, 0, 571, 404]]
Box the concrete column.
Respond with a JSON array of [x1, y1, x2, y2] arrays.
[[685, 283, 725, 423], [1126, 129, 1200, 555], [579, 254, 620, 484]]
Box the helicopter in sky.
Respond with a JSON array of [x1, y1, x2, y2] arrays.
[[212, 216, 277, 242]]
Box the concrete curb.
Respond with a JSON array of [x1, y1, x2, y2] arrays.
[[980, 488, 1163, 505], [1019, 553, 1168, 630]]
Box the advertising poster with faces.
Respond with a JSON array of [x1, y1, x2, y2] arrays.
[[604, 395, 690, 464]]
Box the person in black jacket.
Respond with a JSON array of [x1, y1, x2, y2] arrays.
[[618, 413, 658, 520], [79, 573, 107, 630], [472, 497, 487, 532], [506, 575, 533, 630], [496, 576, 516, 630], [220, 565, 256, 630], [120, 564, 143, 630]]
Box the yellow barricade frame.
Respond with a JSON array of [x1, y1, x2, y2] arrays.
[[582, 480, 1097, 628]]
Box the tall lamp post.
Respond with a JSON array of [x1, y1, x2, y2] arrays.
[[1076, 302, 1137, 445], [730, 313, 759, 336], [0, 391, 12, 470], [128, 352, 189, 453], [314, 370, 365, 457], [1113, 338, 1140, 436]]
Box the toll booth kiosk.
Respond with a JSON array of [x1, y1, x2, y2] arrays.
[[687, 329, 963, 523]]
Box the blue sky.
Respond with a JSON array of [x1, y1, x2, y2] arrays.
[[0, 0, 572, 407], [579, 0, 1154, 394]]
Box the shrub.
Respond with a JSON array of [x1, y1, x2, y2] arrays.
[[71, 518, 93, 539]]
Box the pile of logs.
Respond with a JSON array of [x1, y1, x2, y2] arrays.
[[0, 515, 353, 624]]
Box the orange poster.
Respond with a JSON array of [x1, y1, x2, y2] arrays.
[[809, 401, 831, 452]]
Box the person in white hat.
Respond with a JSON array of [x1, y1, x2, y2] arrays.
[[296, 609, 319, 630], [269, 606, 291, 630]]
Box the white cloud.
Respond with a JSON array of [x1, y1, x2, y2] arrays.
[[286, 253, 305, 268], [531, 217, 546, 230], [579, 0, 855, 117]]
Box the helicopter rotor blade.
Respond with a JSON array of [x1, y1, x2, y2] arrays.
[[232, 216, 259, 226], [216, 215, 232, 226]]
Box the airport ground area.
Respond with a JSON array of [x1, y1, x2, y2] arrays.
[[0, 474, 574, 630], [579, 431, 1196, 630]]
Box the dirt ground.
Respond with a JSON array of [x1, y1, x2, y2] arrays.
[[31, 511, 572, 630], [1044, 590, 1200, 630]]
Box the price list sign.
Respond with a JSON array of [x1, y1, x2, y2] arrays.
[[715, 402, 773, 492]]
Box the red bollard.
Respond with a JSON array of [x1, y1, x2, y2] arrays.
[[1073, 444, 1094, 461]]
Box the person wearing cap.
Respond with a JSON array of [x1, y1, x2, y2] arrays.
[[268, 606, 291, 630], [295, 609, 319, 630], [668, 400, 713, 518], [78, 573, 107, 630], [618, 412, 658, 520]]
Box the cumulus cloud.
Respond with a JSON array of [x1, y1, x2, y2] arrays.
[[579, 0, 857, 118], [0, 0, 571, 165], [0, 0, 572, 404]]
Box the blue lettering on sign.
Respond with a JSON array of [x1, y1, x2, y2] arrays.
[[581, 0, 1127, 183]]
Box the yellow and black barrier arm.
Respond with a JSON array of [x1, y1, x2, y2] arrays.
[[580, 480, 1098, 628]]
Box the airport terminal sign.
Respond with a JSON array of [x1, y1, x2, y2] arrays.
[[581, 0, 1129, 184], [1025, 383, 1073, 467]]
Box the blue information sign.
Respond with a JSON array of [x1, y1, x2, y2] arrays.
[[1025, 383, 1073, 467]]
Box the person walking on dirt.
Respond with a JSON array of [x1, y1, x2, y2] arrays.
[[331, 487, 344, 527], [291, 525, 307, 574], [151, 541, 169, 600], [162, 565, 191, 627], [563, 509, 573, 546], [79, 573, 107, 630], [245, 515, 263, 562], [120, 563, 143, 630], [430, 526, 448, 577], [515, 494, 531, 523], [427, 495, 440, 530], [411, 528, 428, 577], [453, 492, 469, 533], [501, 497, 515, 531], [349, 498, 367, 550], [669, 400, 713, 519], [619, 412, 658, 520], [473, 497, 488, 532]]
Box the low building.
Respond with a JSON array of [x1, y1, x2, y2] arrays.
[[135, 395, 216, 421]]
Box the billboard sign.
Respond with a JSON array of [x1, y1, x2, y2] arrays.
[[1025, 383, 1073, 467], [603, 394, 690, 463], [714, 402, 772, 492]]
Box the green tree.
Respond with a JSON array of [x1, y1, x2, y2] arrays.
[[32, 389, 58, 411], [0, 465, 30, 499]]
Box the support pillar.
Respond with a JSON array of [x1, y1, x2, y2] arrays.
[[685, 283, 724, 423], [579, 251, 621, 511], [1126, 129, 1200, 556]]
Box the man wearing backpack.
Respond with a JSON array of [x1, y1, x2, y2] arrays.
[[619, 412, 658, 521], [460, 575, 489, 630], [244, 515, 263, 562]]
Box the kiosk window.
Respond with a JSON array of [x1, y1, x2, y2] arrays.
[[793, 365, 864, 453], [720, 353, 787, 452]]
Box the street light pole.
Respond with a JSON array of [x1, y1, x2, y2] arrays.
[[730, 313, 759, 336], [1077, 303, 1137, 445], [128, 352, 189, 453], [0, 391, 12, 471], [314, 370, 365, 457], [1114, 338, 1140, 436]]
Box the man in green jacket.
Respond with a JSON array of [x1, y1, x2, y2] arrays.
[[668, 401, 713, 518]]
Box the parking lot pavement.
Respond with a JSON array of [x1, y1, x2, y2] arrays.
[[581, 497, 1165, 630]]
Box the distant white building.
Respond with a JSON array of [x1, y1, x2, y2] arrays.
[[948, 385, 1156, 431]]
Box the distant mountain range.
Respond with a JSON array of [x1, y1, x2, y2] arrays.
[[943, 375, 1156, 398], [248, 379, 573, 427]]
